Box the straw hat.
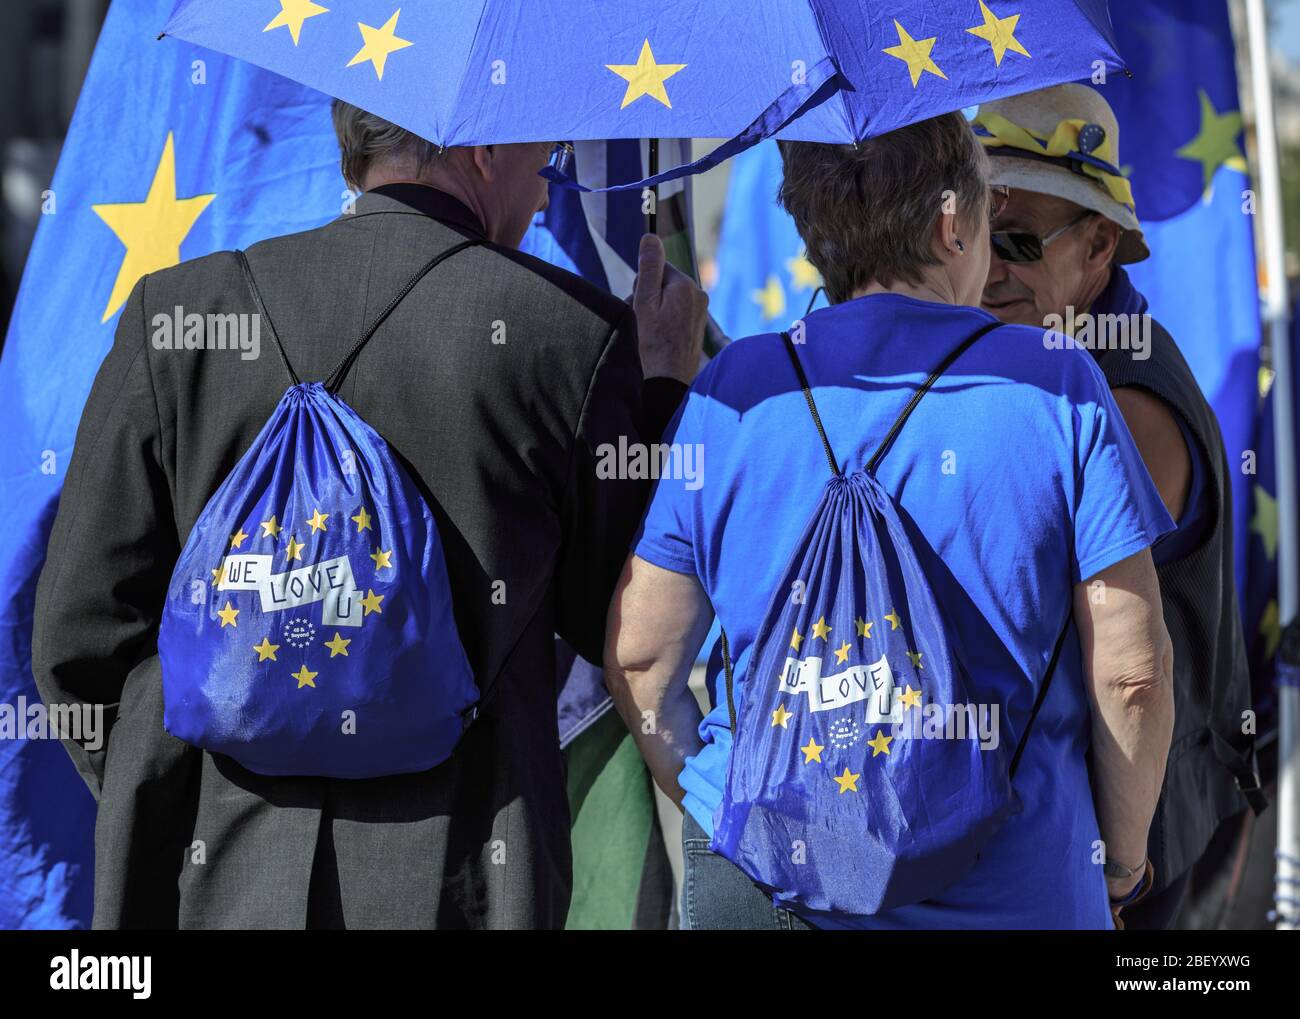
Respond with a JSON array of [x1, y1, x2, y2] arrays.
[[973, 83, 1148, 264]]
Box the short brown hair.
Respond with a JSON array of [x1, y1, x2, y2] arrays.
[[331, 99, 442, 191], [777, 113, 989, 303]]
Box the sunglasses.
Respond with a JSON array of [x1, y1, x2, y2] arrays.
[[990, 209, 1096, 264]]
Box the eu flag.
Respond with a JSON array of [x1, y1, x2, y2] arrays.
[[0, 0, 343, 927]]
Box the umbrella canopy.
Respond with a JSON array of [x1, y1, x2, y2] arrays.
[[163, 1, 1125, 185]]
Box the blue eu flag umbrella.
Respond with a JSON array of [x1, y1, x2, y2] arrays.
[[163, 0, 1127, 188], [0, 0, 344, 928]]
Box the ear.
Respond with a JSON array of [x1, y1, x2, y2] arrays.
[[1084, 216, 1121, 271], [935, 209, 962, 257]]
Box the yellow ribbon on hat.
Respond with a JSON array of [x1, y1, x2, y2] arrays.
[[974, 110, 1135, 213]]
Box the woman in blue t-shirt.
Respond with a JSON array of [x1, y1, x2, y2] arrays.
[[604, 112, 1176, 930]]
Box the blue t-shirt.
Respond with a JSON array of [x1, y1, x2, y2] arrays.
[[634, 293, 1174, 929]]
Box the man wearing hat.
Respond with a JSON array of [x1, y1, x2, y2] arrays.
[[975, 83, 1264, 929]]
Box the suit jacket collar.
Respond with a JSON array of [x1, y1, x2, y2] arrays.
[[352, 183, 487, 238]]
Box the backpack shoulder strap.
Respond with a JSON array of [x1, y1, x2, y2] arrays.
[[234, 238, 483, 392], [780, 319, 1001, 476], [1008, 613, 1071, 779]]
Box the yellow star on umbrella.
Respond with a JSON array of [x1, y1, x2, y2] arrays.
[[801, 737, 824, 764], [811, 616, 832, 641], [1176, 90, 1246, 194], [324, 632, 352, 658], [884, 608, 902, 630], [351, 507, 373, 532], [606, 38, 686, 109], [371, 547, 394, 570], [883, 20, 946, 88], [790, 626, 804, 652], [284, 535, 305, 562], [751, 275, 786, 321], [217, 601, 239, 628], [1261, 600, 1281, 661], [1252, 486, 1278, 560], [263, 0, 329, 46], [966, 1, 1031, 66], [833, 767, 860, 794], [260, 515, 282, 539], [347, 10, 413, 81], [306, 508, 329, 533], [211, 563, 227, 586], [361, 589, 385, 615], [253, 636, 280, 662], [771, 704, 794, 729], [906, 650, 924, 670], [900, 684, 923, 710], [855, 616, 873, 638], [834, 641, 851, 665], [292, 664, 317, 689], [92, 132, 215, 323], [867, 730, 893, 757], [230, 528, 249, 549]]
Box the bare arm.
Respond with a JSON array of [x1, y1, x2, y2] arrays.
[[1073, 546, 1174, 899], [604, 554, 714, 806], [1112, 386, 1191, 522]]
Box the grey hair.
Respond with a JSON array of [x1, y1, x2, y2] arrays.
[[331, 99, 442, 190], [777, 113, 989, 303]]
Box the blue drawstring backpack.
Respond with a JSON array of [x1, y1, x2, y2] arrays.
[[158, 240, 483, 778], [711, 324, 1071, 917]]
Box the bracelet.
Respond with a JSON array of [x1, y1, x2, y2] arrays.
[[1109, 859, 1155, 908]]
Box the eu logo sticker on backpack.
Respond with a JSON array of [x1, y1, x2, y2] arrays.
[[158, 240, 483, 778], [711, 323, 1071, 917]]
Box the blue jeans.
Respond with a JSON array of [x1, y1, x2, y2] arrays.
[[680, 812, 812, 930]]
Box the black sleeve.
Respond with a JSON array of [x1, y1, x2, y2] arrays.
[[641, 376, 689, 443], [31, 275, 178, 798], [553, 305, 653, 665]]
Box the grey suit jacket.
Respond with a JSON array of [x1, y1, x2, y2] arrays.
[[32, 184, 670, 929]]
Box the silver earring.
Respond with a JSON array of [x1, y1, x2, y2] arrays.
[[955, 239, 965, 252]]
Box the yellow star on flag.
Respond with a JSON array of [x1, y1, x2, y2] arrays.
[[771, 704, 794, 729], [371, 547, 394, 570], [867, 730, 893, 757], [811, 616, 832, 641], [751, 274, 786, 321], [884, 608, 902, 630], [347, 10, 413, 81], [260, 515, 282, 539], [230, 528, 249, 549], [1251, 485, 1278, 560], [786, 252, 821, 292], [361, 589, 385, 615], [606, 39, 686, 110], [263, 0, 329, 45], [211, 563, 227, 586], [906, 650, 924, 670], [801, 737, 824, 764], [1260, 600, 1281, 661], [351, 507, 373, 532], [790, 626, 804, 652], [900, 684, 923, 710], [217, 601, 239, 628], [324, 632, 352, 658], [855, 616, 873, 638], [966, 1, 1031, 66], [292, 664, 317, 689], [833, 767, 861, 794], [306, 508, 329, 533], [834, 641, 851, 665], [253, 636, 280, 662], [883, 20, 946, 88], [284, 535, 305, 562], [92, 133, 215, 323], [1176, 90, 1246, 194]]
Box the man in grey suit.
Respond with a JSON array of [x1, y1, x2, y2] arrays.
[[32, 102, 707, 929]]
